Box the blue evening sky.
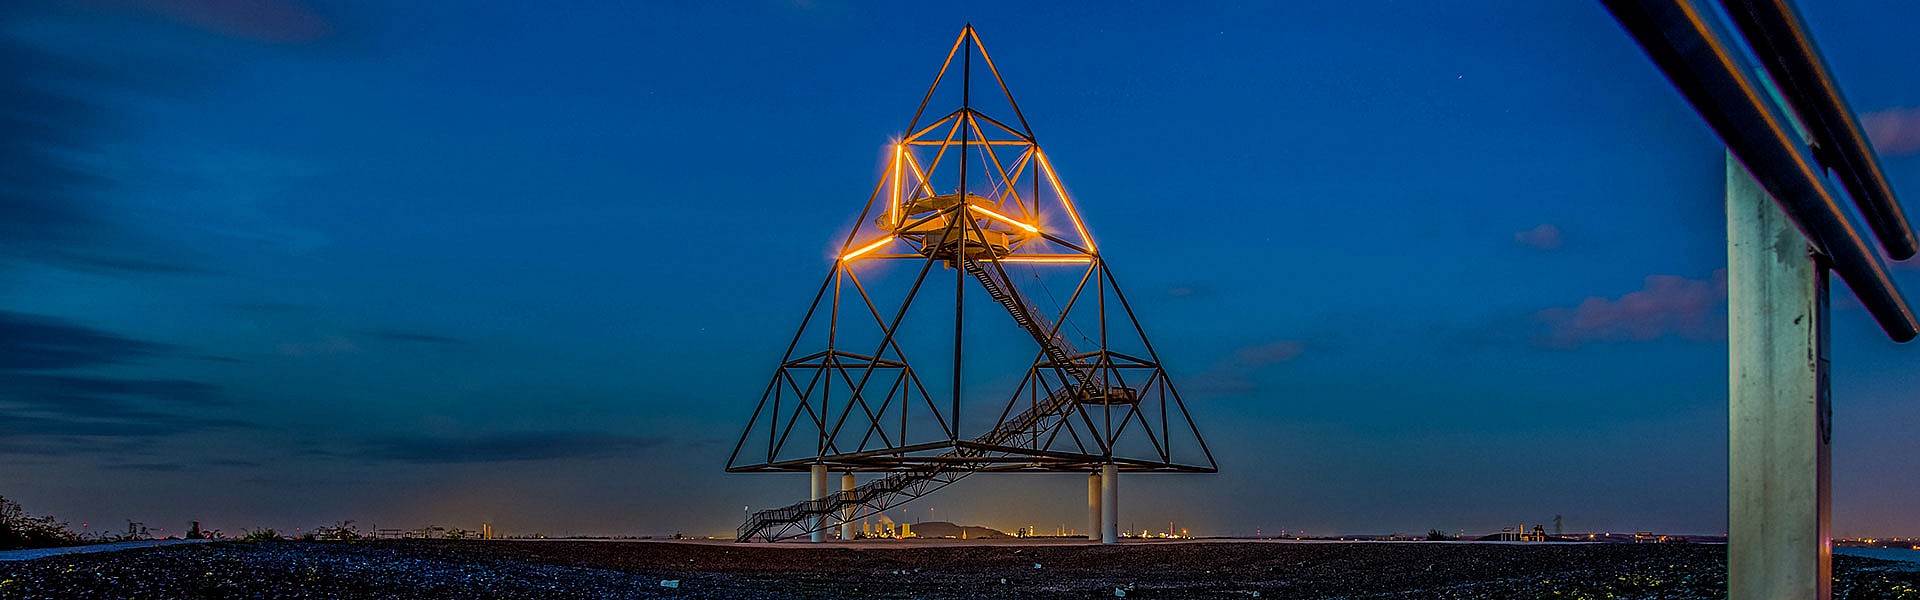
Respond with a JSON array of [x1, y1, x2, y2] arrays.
[[2, 0, 1916, 538]]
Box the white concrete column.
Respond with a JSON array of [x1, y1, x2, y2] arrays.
[[1087, 471, 1102, 541], [840, 472, 857, 541], [1100, 463, 1119, 544], [809, 463, 829, 543], [1727, 153, 1831, 600]]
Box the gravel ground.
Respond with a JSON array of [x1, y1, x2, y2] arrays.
[[1, 539, 1917, 599], [0, 540, 211, 562]]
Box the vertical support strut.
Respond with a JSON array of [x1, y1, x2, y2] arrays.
[[1100, 463, 1119, 544], [1727, 152, 1832, 600], [1087, 471, 1102, 541], [810, 464, 829, 543]]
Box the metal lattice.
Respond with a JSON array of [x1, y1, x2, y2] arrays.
[[728, 25, 1217, 543]]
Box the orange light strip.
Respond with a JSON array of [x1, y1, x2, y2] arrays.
[[905, 140, 1030, 146], [905, 114, 955, 142], [901, 150, 936, 196], [967, 204, 1038, 233], [889, 144, 903, 228], [841, 237, 892, 261], [991, 256, 1093, 264], [1034, 150, 1095, 252]]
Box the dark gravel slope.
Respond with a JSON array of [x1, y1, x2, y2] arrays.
[[1, 540, 1917, 599]]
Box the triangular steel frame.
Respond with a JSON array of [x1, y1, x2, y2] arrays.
[[728, 25, 1216, 542]]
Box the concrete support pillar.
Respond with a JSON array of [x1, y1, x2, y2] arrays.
[[809, 463, 829, 543], [1100, 463, 1119, 544], [840, 473, 857, 541], [1727, 154, 1831, 600], [1087, 472, 1102, 541]]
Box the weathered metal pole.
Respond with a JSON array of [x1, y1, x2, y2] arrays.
[[840, 473, 857, 541], [1100, 463, 1119, 544], [810, 463, 829, 543], [1087, 471, 1102, 541], [1728, 153, 1832, 600]]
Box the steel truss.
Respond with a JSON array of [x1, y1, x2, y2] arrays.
[[728, 25, 1216, 542]]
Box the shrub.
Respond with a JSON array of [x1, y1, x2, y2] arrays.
[[310, 520, 363, 541], [0, 496, 79, 550], [239, 528, 283, 542]]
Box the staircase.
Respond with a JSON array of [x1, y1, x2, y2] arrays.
[[735, 257, 1105, 542]]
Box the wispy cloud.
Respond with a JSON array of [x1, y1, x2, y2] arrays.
[[351, 432, 668, 464], [0, 310, 241, 455], [277, 335, 357, 357], [1232, 340, 1305, 366], [0, 6, 204, 276], [116, 0, 334, 44], [1513, 224, 1564, 251], [0, 310, 166, 370], [363, 330, 465, 345], [1184, 339, 1307, 395], [0, 373, 222, 410], [1862, 107, 1920, 157], [1535, 270, 1727, 348]]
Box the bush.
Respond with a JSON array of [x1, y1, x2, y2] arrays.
[[1426, 529, 1455, 541], [310, 520, 363, 541], [0, 496, 79, 550], [239, 528, 283, 542]]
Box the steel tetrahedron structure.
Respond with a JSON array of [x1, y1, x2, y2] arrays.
[[728, 25, 1216, 543]]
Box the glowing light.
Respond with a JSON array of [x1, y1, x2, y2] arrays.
[[841, 237, 892, 261], [990, 256, 1092, 264], [901, 150, 936, 196], [890, 144, 903, 228], [967, 204, 1038, 233], [1034, 150, 1095, 252]]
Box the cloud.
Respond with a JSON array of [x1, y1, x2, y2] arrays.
[[99, 462, 189, 472], [0, 310, 166, 370], [0, 7, 203, 275], [1513, 224, 1564, 250], [1167, 285, 1205, 298], [0, 413, 248, 439], [1232, 340, 1305, 367], [1861, 107, 1920, 157], [351, 432, 668, 464], [364, 330, 465, 345], [1184, 339, 1307, 395], [123, 0, 334, 44], [0, 373, 223, 410], [278, 335, 357, 356], [1535, 270, 1727, 348], [0, 310, 240, 456]]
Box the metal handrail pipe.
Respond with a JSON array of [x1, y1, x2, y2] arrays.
[[1718, 0, 1916, 259], [1603, 0, 1918, 341]]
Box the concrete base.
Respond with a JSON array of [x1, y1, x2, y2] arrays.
[[810, 464, 829, 543], [1100, 463, 1119, 544], [1727, 153, 1831, 600], [1087, 472, 1102, 541]]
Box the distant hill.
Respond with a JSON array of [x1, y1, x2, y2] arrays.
[[909, 521, 1009, 539]]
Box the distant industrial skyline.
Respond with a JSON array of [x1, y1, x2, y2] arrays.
[[1, 0, 1918, 540]]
